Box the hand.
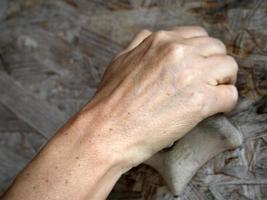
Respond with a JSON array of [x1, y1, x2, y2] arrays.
[[81, 26, 238, 169], [2, 26, 238, 200]]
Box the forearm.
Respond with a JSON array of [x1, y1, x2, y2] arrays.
[[2, 108, 126, 200], [1, 26, 239, 200]]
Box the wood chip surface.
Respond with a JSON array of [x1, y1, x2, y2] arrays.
[[0, 0, 266, 199]]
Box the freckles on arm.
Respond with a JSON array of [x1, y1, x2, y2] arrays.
[[2, 111, 127, 200]]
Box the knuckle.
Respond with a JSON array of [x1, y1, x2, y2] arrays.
[[191, 26, 208, 35], [139, 29, 151, 35], [228, 85, 238, 102], [211, 38, 226, 52], [152, 30, 167, 42], [178, 60, 203, 86], [181, 68, 198, 84], [164, 42, 184, 56], [226, 55, 238, 72]]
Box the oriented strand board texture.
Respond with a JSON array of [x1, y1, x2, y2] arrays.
[[0, 0, 266, 199]]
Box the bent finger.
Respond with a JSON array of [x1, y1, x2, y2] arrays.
[[115, 29, 152, 59], [203, 85, 238, 117], [125, 29, 152, 50], [184, 36, 226, 56], [171, 26, 208, 38], [203, 55, 238, 85]]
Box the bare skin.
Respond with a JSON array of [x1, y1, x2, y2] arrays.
[[1, 26, 238, 200]]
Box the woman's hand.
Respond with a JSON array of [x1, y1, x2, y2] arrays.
[[82, 26, 238, 169], [3, 26, 238, 200]]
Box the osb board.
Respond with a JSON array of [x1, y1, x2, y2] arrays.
[[0, 0, 266, 199]]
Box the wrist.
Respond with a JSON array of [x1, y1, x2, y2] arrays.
[[72, 105, 132, 173]]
